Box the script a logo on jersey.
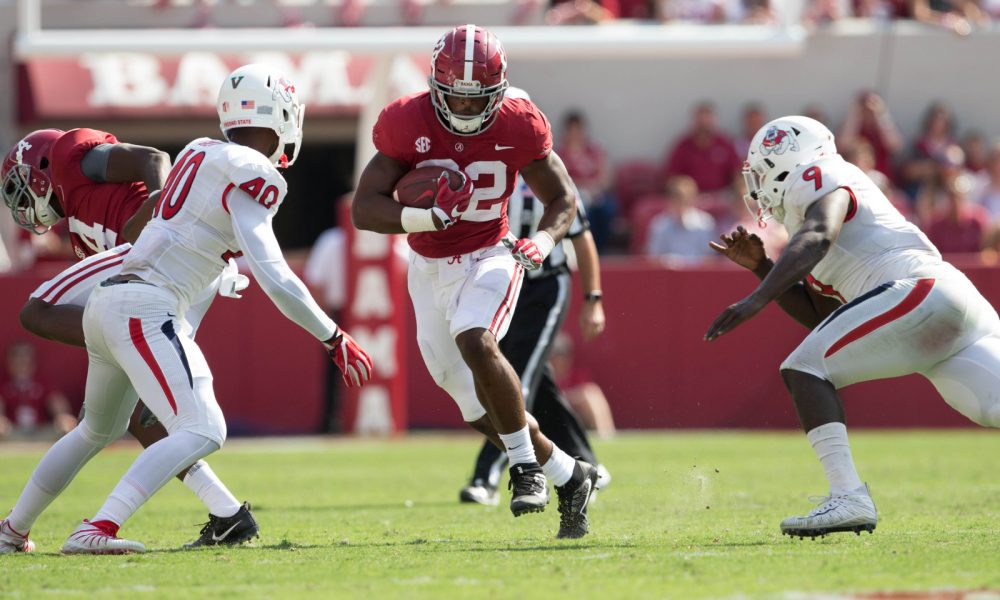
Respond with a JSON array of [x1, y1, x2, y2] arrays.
[[760, 126, 799, 156]]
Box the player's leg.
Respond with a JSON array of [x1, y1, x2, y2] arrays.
[[777, 277, 976, 538], [64, 284, 227, 553], [923, 333, 1000, 428], [449, 248, 598, 535], [24, 256, 252, 541], [2, 303, 137, 553]]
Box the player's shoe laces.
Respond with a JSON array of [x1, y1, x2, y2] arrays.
[[184, 502, 259, 548], [62, 519, 145, 554], [555, 460, 599, 539], [781, 484, 878, 539], [0, 519, 35, 554], [459, 479, 499, 506], [508, 462, 549, 516]]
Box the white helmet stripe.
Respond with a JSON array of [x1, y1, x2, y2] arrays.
[[463, 23, 476, 81]]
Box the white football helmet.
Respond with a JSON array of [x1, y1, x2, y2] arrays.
[[743, 115, 836, 223], [217, 64, 305, 167]]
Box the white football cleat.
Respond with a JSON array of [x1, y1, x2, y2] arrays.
[[0, 518, 35, 554], [62, 519, 145, 555], [781, 484, 878, 539]]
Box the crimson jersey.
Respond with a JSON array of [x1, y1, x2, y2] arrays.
[[48, 128, 148, 259], [373, 92, 552, 258]]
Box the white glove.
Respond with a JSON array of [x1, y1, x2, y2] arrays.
[[218, 258, 250, 299]]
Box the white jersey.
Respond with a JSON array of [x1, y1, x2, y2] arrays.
[[122, 137, 336, 342], [780, 155, 952, 303], [123, 138, 285, 312]]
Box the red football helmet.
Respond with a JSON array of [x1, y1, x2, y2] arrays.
[[429, 24, 509, 136], [1, 129, 64, 234]]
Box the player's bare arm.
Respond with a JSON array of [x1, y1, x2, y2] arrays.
[[520, 150, 576, 243], [507, 151, 576, 270], [710, 225, 842, 330], [99, 144, 169, 242], [705, 188, 851, 341], [19, 300, 85, 347], [571, 229, 606, 340], [354, 152, 450, 233]]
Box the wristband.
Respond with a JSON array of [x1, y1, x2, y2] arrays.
[[584, 291, 603, 302], [530, 231, 555, 261], [400, 207, 438, 233]]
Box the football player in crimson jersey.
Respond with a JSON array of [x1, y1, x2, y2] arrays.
[[2, 64, 371, 554], [0, 129, 259, 551], [706, 116, 1000, 539], [353, 24, 598, 538]]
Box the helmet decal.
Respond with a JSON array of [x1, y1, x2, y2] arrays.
[[14, 139, 32, 164], [759, 126, 799, 156]]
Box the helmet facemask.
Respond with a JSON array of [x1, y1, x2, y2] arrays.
[[2, 163, 59, 234], [429, 77, 508, 136], [742, 158, 787, 225]]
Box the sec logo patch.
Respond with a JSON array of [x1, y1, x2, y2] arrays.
[[415, 137, 431, 153]]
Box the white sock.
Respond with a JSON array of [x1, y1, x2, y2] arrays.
[[94, 431, 218, 526], [806, 422, 865, 495], [183, 461, 241, 518], [8, 427, 103, 533], [498, 425, 537, 466], [542, 445, 576, 487]]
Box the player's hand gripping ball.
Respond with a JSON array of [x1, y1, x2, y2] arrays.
[[393, 166, 472, 216]]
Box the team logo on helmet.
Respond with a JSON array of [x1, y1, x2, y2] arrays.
[[759, 126, 799, 156], [14, 139, 32, 164], [272, 77, 296, 103]]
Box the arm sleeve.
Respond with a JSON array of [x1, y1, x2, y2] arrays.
[[79, 144, 115, 182], [49, 129, 117, 188], [229, 190, 338, 342]]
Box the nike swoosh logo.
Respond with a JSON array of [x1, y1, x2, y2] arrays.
[[212, 523, 240, 542], [495, 144, 515, 151], [451, 205, 464, 219]]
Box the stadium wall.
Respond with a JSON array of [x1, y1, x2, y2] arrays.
[[3, 256, 997, 434]]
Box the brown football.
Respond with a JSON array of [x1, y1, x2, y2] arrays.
[[393, 166, 464, 209]]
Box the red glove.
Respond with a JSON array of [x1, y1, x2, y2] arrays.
[[435, 171, 474, 222], [323, 329, 373, 388], [503, 232, 554, 271]]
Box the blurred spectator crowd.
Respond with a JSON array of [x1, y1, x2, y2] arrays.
[[557, 92, 1000, 263], [141, 0, 1000, 29]]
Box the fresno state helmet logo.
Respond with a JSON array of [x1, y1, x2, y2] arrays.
[[759, 126, 799, 156]]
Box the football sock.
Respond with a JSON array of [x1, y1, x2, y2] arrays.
[[94, 431, 219, 526], [8, 427, 103, 533], [806, 422, 865, 495], [541, 445, 576, 487], [183, 461, 242, 518], [498, 425, 537, 466]]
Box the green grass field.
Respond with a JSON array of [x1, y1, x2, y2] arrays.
[[1, 431, 999, 599]]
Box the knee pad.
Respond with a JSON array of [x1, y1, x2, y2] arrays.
[[436, 360, 486, 422]]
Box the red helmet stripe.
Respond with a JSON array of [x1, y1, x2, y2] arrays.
[[463, 23, 476, 81]]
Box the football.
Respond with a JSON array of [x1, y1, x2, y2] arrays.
[[393, 166, 465, 209]]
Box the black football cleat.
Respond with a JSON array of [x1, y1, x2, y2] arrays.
[[184, 502, 259, 548], [508, 462, 549, 517], [556, 460, 599, 539]]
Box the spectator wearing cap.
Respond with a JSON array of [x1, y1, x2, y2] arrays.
[[663, 102, 741, 196]]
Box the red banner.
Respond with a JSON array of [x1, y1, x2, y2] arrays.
[[339, 202, 409, 434], [19, 52, 429, 121]]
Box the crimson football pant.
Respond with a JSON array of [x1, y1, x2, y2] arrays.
[[467, 271, 598, 488]]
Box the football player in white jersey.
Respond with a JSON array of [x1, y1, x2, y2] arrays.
[[0, 64, 373, 554], [705, 116, 1000, 539]]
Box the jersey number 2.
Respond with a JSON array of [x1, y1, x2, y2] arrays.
[[154, 150, 206, 220], [415, 159, 507, 222]]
